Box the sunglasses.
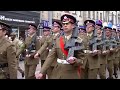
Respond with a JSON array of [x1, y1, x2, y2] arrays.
[[62, 23, 70, 25]]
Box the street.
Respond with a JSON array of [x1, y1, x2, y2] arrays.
[[18, 60, 120, 79], [17, 60, 41, 79]]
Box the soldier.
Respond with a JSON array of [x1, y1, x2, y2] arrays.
[[38, 26, 51, 79], [34, 20, 62, 79], [95, 20, 103, 29], [116, 25, 120, 71], [35, 14, 85, 79], [10, 32, 25, 78], [80, 20, 100, 79], [79, 26, 86, 36], [22, 23, 40, 79], [95, 20, 107, 79], [104, 24, 115, 79], [111, 25, 119, 78], [0, 21, 17, 79], [39, 27, 51, 67]]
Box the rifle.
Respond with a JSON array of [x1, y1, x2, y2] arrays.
[[109, 32, 117, 49], [64, 26, 84, 59], [26, 34, 37, 59], [116, 36, 120, 47], [89, 28, 101, 51], [102, 29, 117, 52], [101, 28, 110, 51]]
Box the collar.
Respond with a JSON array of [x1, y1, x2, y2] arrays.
[[53, 33, 59, 37], [87, 32, 93, 37], [65, 34, 72, 40], [28, 33, 36, 38]]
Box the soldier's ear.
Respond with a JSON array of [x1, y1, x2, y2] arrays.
[[3, 30, 7, 35], [72, 24, 75, 29]]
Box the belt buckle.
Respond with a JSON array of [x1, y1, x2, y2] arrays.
[[61, 60, 64, 64]]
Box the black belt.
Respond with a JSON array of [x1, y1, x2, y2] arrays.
[[0, 63, 8, 68]]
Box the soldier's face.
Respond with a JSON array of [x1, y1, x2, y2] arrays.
[[52, 26, 60, 33], [43, 30, 50, 36], [97, 29, 102, 37], [0, 26, 6, 38], [28, 26, 36, 35], [62, 22, 74, 33], [105, 30, 111, 37], [86, 25, 94, 33], [79, 29, 86, 35], [112, 30, 116, 36]]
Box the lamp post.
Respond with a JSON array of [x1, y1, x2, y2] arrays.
[[39, 11, 43, 36], [48, 11, 53, 31], [116, 11, 118, 25]]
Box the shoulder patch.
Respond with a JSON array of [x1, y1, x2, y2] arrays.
[[75, 37, 83, 43]]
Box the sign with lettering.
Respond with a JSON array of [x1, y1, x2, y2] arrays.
[[42, 20, 49, 27], [0, 15, 35, 23]]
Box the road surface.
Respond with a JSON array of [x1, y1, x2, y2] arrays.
[[17, 60, 120, 79]]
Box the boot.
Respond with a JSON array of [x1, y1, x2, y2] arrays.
[[21, 71, 24, 78], [113, 73, 118, 79], [107, 77, 114, 79]]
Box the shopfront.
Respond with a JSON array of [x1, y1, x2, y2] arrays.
[[38, 19, 61, 36], [0, 11, 40, 39]]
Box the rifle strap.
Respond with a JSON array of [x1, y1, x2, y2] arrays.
[[26, 34, 37, 53], [60, 36, 81, 78], [59, 36, 68, 56]]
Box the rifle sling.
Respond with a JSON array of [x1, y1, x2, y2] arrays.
[[27, 34, 37, 51], [59, 36, 68, 57]]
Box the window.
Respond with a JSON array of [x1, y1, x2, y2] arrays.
[[79, 11, 82, 17], [88, 11, 90, 18], [96, 11, 99, 20], [71, 11, 76, 15], [57, 12, 60, 19], [93, 11, 95, 19], [105, 11, 108, 22], [100, 13, 102, 20], [118, 17, 120, 23], [112, 12, 114, 23], [64, 11, 69, 13], [108, 11, 110, 22], [118, 14, 120, 23]]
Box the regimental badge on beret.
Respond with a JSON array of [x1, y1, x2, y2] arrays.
[[87, 21, 89, 24], [54, 22, 57, 25], [53, 22, 58, 26], [64, 16, 67, 19]]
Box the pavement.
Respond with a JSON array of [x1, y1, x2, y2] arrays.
[[17, 60, 120, 79], [17, 60, 41, 79]]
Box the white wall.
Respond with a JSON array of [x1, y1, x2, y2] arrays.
[[41, 11, 120, 25]]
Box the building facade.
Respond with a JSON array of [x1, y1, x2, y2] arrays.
[[37, 11, 120, 35], [0, 11, 40, 39], [40, 11, 120, 26]]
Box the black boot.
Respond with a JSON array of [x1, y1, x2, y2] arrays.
[[21, 71, 24, 78], [107, 77, 114, 79], [113, 66, 118, 79], [113, 73, 118, 79]]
